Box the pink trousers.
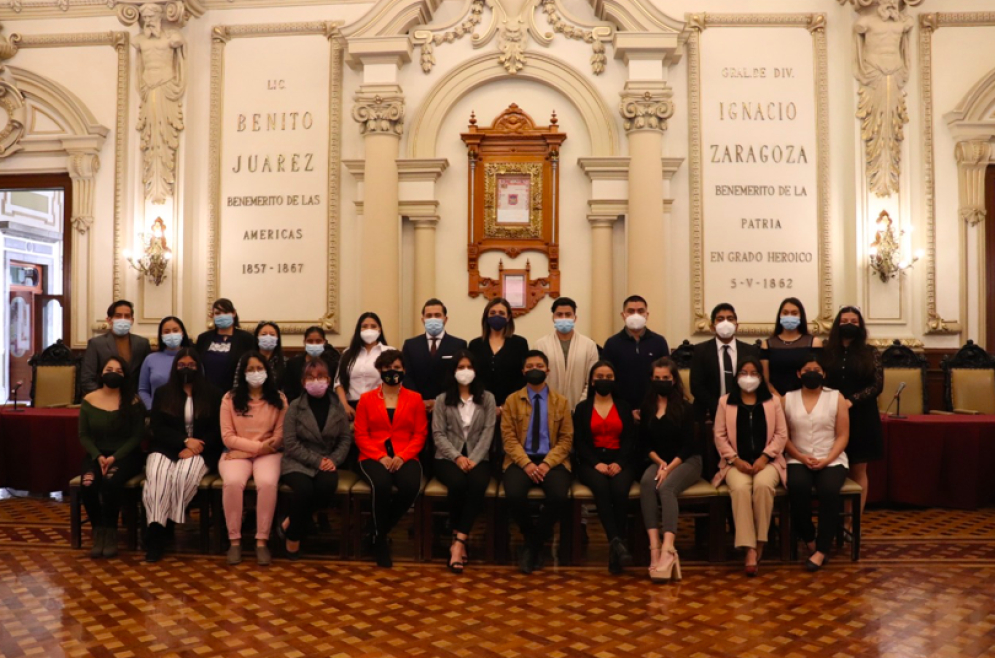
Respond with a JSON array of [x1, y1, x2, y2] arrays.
[[218, 453, 282, 541]]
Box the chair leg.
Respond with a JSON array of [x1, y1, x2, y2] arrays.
[[212, 487, 225, 553], [199, 492, 211, 554], [571, 500, 583, 566], [421, 498, 434, 562], [70, 484, 82, 550], [124, 491, 139, 551], [708, 497, 726, 563], [851, 494, 861, 562], [559, 507, 573, 566], [484, 498, 496, 564], [339, 496, 350, 560], [778, 498, 791, 562]]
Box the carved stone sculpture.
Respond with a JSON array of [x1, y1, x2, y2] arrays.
[[0, 22, 26, 159]]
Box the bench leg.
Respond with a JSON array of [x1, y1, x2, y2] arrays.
[[211, 488, 225, 554], [199, 492, 211, 554], [421, 498, 434, 562], [70, 486, 82, 550], [708, 498, 726, 563], [484, 498, 496, 564], [571, 501, 583, 566], [778, 498, 791, 562], [123, 491, 139, 551], [851, 494, 861, 562], [338, 496, 350, 560]]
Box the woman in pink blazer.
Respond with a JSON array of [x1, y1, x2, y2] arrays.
[[711, 355, 787, 576]]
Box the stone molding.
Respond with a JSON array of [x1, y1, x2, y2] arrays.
[[618, 82, 673, 133], [352, 86, 404, 136]]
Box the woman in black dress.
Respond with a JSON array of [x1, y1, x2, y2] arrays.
[[467, 297, 529, 409], [822, 306, 882, 516], [761, 297, 822, 398]]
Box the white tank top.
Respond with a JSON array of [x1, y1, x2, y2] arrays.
[[784, 388, 848, 469]]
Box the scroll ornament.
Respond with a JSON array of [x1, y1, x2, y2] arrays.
[[0, 24, 25, 159]]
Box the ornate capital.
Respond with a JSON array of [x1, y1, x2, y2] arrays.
[[954, 140, 993, 226], [619, 86, 674, 133], [109, 0, 204, 27], [65, 151, 100, 234], [353, 89, 404, 136]]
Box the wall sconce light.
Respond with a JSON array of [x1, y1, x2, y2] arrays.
[[868, 210, 923, 282], [124, 216, 172, 286]]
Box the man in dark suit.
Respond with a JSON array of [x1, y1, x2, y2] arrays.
[[402, 298, 467, 412], [690, 303, 759, 422], [81, 300, 152, 393]]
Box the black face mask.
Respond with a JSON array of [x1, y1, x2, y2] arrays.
[[381, 369, 403, 386], [653, 380, 675, 397], [593, 379, 615, 397], [525, 369, 547, 386], [178, 368, 198, 385], [800, 372, 824, 390], [101, 372, 124, 389], [839, 323, 862, 340]]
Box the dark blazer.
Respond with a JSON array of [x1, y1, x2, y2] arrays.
[[690, 338, 760, 422], [402, 333, 468, 401], [354, 386, 428, 462], [194, 328, 256, 393], [149, 383, 224, 471], [281, 392, 353, 478], [283, 349, 342, 403], [431, 390, 496, 464], [81, 332, 152, 394], [468, 334, 529, 406], [572, 398, 639, 470]]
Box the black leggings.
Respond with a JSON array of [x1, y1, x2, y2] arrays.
[[502, 463, 571, 546], [787, 464, 848, 554], [359, 459, 422, 540], [80, 452, 145, 528], [281, 471, 339, 542], [433, 459, 491, 535], [577, 463, 636, 541]]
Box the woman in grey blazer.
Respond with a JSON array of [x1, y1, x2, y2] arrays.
[[279, 358, 353, 559], [432, 349, 496, 573]]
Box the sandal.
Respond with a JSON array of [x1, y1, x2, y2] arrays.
[[648, 545, 662, 575], [448, 537, 466, 574]]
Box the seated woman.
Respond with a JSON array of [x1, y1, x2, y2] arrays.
[[354, 349, 428, 568], [783, 354, 850, 571], [79, 356, 146, 559], [638, 357, 701, 583], [431, 349, 496, 573], [279, 358, 353, 559], [712, 356, 787, 577], [219, 351, 288, 566], [573, 360, 638, 574], [144, 348, 223, 562]]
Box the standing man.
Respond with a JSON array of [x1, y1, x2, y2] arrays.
[[81, 300, 152, 394], [602, 295, 670, 411], [402, 298, 467, 413], [535, 297, 600, 411], [690, 303, 760, 422]]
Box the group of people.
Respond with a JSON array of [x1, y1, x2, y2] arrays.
[[77, 294, 883, 580]]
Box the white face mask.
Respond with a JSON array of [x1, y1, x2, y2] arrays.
[[360, 329, 380, 345], [624, 314, 647, 331], [715, 320, 736, 340], [455, 369, 476, 386], [737, 375, 760, 393], [245, 371, 267, 388]]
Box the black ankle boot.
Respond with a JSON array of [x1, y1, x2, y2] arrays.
[[145, 523, 165, 563], [373, 536, 393, 568]]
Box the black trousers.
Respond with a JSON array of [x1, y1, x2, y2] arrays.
[[281, 471, 339, 542], [787, 463, 848, 554], [433, 459, 491, 535], [577, 462, 636, 541], [502, 463, 571, 546], [359, 459, 422, 540], [80, 451, 145, 528]]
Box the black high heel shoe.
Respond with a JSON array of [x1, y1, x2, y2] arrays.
[[448, 537, 466, 574]]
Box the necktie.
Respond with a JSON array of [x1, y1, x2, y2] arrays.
[[722, 345, 735, 397], [530, 393, 542, 454], [430, 337, 438, 357]]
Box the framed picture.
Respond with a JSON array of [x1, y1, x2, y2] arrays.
[[496, 174, 531, 225], [503, 273, 527, 308]]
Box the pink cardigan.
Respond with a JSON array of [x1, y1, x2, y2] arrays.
[[220, 392, 288, 456], [711, 394, 788, 487]]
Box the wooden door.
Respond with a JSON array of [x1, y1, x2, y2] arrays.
[[8, 262, 42, 401]]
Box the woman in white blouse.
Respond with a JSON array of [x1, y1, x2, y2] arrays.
[[783, 353, 850, 572], [334, 312, 394, 420]]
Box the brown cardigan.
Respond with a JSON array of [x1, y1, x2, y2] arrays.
[[501, 385, 574, 472], [711, 394, 788, 487]]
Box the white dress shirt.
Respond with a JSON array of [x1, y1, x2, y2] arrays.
[[716, 337, 738, 397], [458, 395, 477, 432], [334, 343, 395, 401], [784, 388, 848, 469]]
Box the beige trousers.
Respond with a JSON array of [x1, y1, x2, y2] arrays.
[[725, 464, 780, 549]]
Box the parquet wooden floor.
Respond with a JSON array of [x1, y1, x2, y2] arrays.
[[2, 493, 995, 658]]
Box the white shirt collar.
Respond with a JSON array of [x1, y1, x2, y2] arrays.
[[716, 336, 737, 355], [426, 331, 446, 344]]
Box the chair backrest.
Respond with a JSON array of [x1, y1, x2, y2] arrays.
[[677, 369, 694, 403], [879, 340, 928, 414], [669, 340, 695, 403], [29, 339, 81, 407], [941, 340, 995, 413]]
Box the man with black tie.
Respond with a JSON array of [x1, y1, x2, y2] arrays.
[[690, 303, 759, 422], [402, 298, 468, 413]]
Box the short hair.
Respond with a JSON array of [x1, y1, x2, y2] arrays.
[[622, 295, 647, 310], [374, 349, 404, 371], [550, 297, 577, 313], [523, 349, 549, 368], [107, 300, 134, 318], [422, 298, 448, 316], [710, 303, 737, 323], [302, 357, 330, 382]]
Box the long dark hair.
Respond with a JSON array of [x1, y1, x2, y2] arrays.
[[101, 355, 141, 430], [157, 347, 215, 419], [726, 355, 773, 404], [823, 306, 875, 379], [585, 359, 617, 402], [231, 350, 284, 414], [639, 357, 688, 426], [479, 297, 516, 340], [337, 312, 387, 396], [772, 297, 810, 336], [254, 321, 285, 360], [157, 316, 191, 352], [212, 298, 240, 329], [443, 349, 486, 406]]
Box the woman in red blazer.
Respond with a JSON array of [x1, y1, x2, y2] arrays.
[[355, 349, 428, 567]]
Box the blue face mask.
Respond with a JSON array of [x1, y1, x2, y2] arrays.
[[111, 319, 132, 336], [214, 313, 234, 329], [779, 315, 801, 331], [305, 343, 325, 358], [424, 318, 445, 337], [257, 334, 278, 351], [554, 319, 575, 335], [162, 333, 183, 349]]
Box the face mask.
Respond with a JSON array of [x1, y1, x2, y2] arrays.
[[839, 323, 861, 340], [245, 371, 267, 388], [257, 335, 278, 351], [360, 329, 380, 345], [653, 380, 674, 397], [779, 315, 801, 331], [625, 314, 647, 331], [214, 313, 234, 329], [455, 369, 476, 386], [487, 315, 508, 332], [715, 320, 736, 340], [737, 375, 761, 393], [305, 343, 325, 358], [424, 319, 445, 337], [178, 368, 197, 385], [525, 369, 547, 386], [800, 372, 824, 390], [554, 319, 575, 335], [593, 379, 615, 396], [102, 372, 124, 389], [111, 319, 132, 337], [305, 381, 329, 398], [162, 333, 183, 349], [381, 369, 403, 386]]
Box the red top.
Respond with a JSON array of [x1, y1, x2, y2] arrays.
[[591, 404, 623, 450], [354, 386, 428, 462]]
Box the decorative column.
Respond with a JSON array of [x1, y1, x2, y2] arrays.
[[588, 213, 618, 343], [65, 150, 101, 234], [352, 86, 404, 334], [954, 140, 993, 226], [410, 215, 439, 329]]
